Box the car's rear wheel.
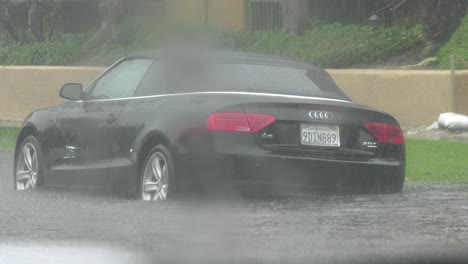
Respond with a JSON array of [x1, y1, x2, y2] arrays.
[[139, 145, 175, 201], [381, 171, 405, 194], [15, 136, 44, 190]]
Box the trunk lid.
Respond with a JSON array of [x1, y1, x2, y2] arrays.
[[238, 101, 398, 161]]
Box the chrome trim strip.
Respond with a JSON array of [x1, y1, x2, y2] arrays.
[[78, 91, 351, 103]]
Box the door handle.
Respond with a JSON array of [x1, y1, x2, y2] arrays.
[[106, 114, 117, 124]]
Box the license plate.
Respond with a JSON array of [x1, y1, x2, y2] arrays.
[[300, 123, 340, 147]]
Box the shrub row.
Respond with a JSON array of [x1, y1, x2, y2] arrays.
[[0, 34, 85, 66], [438, 15, 468, 70], [223, 23, 425, 68], [0, 17, 426, 68]]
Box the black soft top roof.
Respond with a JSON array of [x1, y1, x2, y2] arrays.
[[126, 49, 325, 73]]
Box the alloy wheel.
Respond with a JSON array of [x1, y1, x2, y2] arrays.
[[141, 152, 169, 201], [16, 143, 39, 190]]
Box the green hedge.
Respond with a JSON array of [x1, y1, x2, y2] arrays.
[[93, 18, 426, 68], [224, 23, 425, 68], [95, 19, 425, 68], [438, 15, 468, 70], [0, 17, 425, 68], [0, 34, 85, 65]]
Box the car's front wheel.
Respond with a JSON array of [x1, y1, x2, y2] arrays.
[[14, 136, 44, 190], [139, 145, 175, 201]]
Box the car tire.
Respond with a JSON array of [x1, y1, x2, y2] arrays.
[[381, 170, 405, 194], [336, 172, 404, 195], [139, 144, 175, 201], [14, 135, 45, 190]]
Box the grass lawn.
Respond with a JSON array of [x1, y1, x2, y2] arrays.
[[0, 127, 19, 149], [406, 139, 468, 182], [0, 127, 467, 182]]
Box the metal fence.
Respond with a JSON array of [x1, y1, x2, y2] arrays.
[[247, 0, 282, 31], [245, 0, 393, 31]]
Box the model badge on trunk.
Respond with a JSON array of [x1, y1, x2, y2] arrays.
[[261, 132, 274, 139]]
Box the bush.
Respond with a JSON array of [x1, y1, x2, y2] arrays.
[[0, 34, 85, 65], [438, 15, 468, 70], [91, 16, 229, 65], [93, 20, 425, 68], [224, 24, 425, 68], [0, 16, 426, 68]]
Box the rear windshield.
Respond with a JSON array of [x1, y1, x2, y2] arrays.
[[165, 63, 347, 99]]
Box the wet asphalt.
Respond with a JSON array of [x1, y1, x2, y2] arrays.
[[1, 149, 468, 264]]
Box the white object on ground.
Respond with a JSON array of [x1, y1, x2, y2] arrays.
[[438, 112, 468, 130], [426, 122, 439, 131]]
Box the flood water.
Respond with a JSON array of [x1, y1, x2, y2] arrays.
[[1, 149, 468, 263]]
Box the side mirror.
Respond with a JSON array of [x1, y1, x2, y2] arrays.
[[59, 83, 83, 101]]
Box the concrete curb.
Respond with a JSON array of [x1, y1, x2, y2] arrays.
[[0, 120, 22, 128]]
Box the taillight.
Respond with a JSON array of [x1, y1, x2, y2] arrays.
[[208, 112, 275, 133], [245, 113, 276, 132], [365, 122, 405, 145]]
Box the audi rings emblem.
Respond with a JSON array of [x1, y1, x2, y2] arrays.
[[309, 111, 334, 120]]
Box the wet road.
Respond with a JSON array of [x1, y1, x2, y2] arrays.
[[1, 149, 468, 263]]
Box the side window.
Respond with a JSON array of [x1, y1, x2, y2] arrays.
[[133, 61, 168, 97], [87, 59, 153, 100]]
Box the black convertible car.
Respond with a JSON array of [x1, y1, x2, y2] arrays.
[[14, 49, 405, 200]]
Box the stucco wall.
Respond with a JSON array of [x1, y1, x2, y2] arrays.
[[2, 66, 468, 129], [166, 0, 205, 26], [165, 0, 245, 31], [328, 69, 453, 128], [0, 66, 104, 123], [207, 0, 245, 31]]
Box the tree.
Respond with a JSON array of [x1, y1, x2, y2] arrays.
[[281, 0, 309, 34], [377, 0, 467, 40], [0, 0, 64, 43], [83, 0, 131, 50], [0, 0, 27, 43], [415, 0, 467, 41], [28, 0, 44, 41]]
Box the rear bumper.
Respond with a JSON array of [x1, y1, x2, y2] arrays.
[[180, 150, 404, 194], [233, 154, 401, 180]]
